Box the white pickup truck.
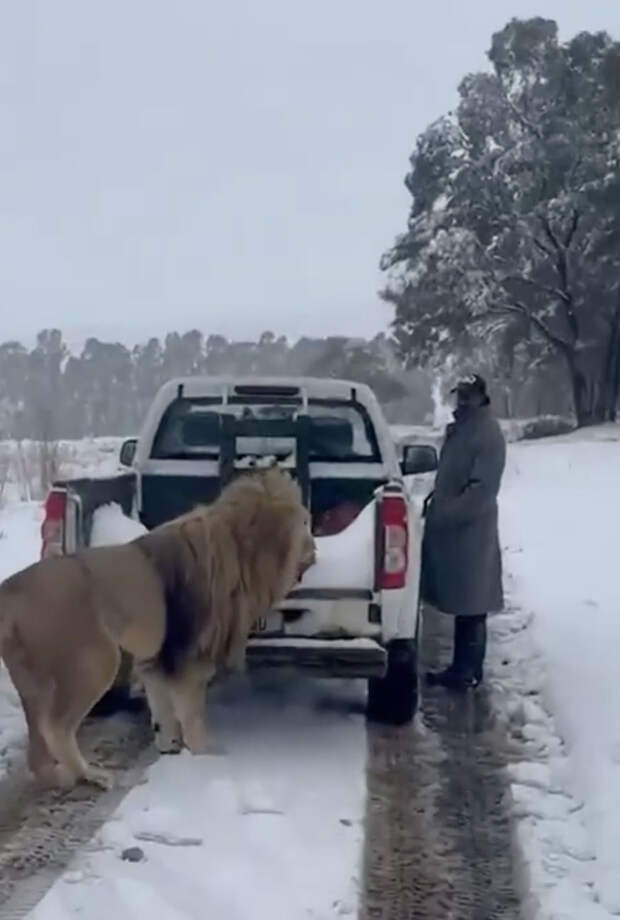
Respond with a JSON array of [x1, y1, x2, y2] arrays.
[[41, 377, 437, 725]]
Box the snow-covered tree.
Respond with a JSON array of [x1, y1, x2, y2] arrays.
[[382, 18, 620, 425]]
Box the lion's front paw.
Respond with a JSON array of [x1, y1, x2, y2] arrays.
[[156, 735, 183, 755], [81, 767, 113, 791]]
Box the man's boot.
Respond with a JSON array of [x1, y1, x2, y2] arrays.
[[426, 615, 487, 690], [426, 616, 467, 687], [463, 614, 487, 686], [448, 615, 487, 689]]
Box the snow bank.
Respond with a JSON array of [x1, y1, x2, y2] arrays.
[[0, 437, 125, 505], [499, 425, 620, 918], [90, 503, 147, 547], [28, 674, 366, 920]]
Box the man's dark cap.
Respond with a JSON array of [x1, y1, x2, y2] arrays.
[[450, 373, 488, 398]]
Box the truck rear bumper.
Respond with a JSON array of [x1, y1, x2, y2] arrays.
[[246, 637, 387, 678], [257, 589, 382, 642]]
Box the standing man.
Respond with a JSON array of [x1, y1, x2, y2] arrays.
[[422, 374, 506, 690]]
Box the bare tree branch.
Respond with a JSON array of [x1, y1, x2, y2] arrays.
[[506, 99, 544, 142], [540, 215, 562, 252], [563, 209, 581, 248], [484, 300, 573, 354], [533, 237, 554, 258], [567, 155, 584, 190], [503, 274, 572, 305], [539, 215, 580, 342]]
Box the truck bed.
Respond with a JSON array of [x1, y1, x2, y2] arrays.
[[60, 471, 384, 543]]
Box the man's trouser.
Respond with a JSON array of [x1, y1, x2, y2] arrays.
[[452, 614, 487, 681]]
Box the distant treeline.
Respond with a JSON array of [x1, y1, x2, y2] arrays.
[[0, 329, 436, 441]]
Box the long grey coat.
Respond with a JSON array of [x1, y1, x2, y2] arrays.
[[421, 404, 506, 617]]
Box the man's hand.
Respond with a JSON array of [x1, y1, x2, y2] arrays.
[[422, 491, 435, 519]]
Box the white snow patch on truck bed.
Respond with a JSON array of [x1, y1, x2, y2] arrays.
[[90, 503, 147, 546], [301, 500, 375, 591]]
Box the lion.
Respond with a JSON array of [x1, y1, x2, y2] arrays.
[[0, 467, 315, 791]]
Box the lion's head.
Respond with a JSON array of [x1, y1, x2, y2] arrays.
[[217, 467, 316, 594], [142, 466, 317, 673]]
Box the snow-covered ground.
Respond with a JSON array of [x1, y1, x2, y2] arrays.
[[0, 436, 124, 504], [495, 425, 620, 920], [2, 428, 620, 918], [29, 675, 365, 920]]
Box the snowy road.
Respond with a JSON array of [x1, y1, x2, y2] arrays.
[[0, 489, 522, 919], [1, 676, 367, 920], [0, 615, 522, 920]]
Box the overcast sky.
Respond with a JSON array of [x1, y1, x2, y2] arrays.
[[1, 1, 618, 348]]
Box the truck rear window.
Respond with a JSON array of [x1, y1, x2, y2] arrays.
[[150, 399, 380, 462]]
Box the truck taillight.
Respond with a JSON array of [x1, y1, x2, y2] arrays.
[[378, 494, 408, 590], [41, 489, 66, 559]]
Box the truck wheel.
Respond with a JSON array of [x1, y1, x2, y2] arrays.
[[367, 639, 418, 726]]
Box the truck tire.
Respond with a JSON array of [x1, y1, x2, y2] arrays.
[[367, 639, 418, 726]]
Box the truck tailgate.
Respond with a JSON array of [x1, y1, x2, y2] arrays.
[[251, 500, 379, 641]]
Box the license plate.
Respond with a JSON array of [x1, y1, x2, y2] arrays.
[[253, 611, 284, 635]]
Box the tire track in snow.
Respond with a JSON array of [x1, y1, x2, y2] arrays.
[[362, 609, 521, 920], [0, 711, 155, 916]]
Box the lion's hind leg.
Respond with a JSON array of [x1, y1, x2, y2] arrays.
[[2, 633, 58, 787], [23, 696, 58, 787], [12, 673, 58, 787], [44, 635, 121, 790]]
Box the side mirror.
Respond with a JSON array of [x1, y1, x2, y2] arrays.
[[119, 438, 137, 468], [401, 444, 438, 476]]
